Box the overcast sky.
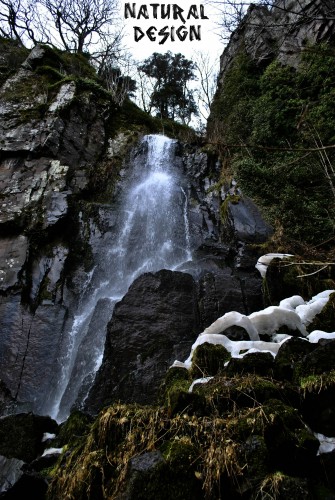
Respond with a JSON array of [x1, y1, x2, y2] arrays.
[[121, 1, 224, 61]]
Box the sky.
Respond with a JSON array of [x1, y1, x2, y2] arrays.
[[118, 1, 227, 126], [121, 1, 225, 62]]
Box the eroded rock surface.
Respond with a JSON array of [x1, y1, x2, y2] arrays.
[[85, 270, 201, 411]]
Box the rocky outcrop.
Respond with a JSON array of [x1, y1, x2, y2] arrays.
[[46, 319, 335, 500], [218, 0, 335, 85], [85, 142, 273, 414], [85, 270, 201, 411], [0, 413, 58, 463], [0, 42, 122, 412]]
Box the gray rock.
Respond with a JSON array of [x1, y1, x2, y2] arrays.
[[0, 235, 28, 290], [218, 0, 335, 86], [227, 196, 273, 243], [0, 455, 24, 493], [0, 299, 68, 412], [85, 270, 201, 413]]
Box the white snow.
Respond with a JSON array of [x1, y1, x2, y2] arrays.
[[314, 433, 335, 455], [173, 333, 289, 370], [249, 306, 307, 336], [296, 290, 334, 326], [42, 432, 56, 442], [188, 377, 213, 392], [172, 286, 335, 369], [255, 253, 293, 277], [42, 447, 63, 457], [201, 311, 259, 341], [279, 295, 305, 310], [307, 331, 335, 343]]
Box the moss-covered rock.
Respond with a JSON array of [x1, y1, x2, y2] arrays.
[[193, 374, 298, 416], [227, 399, 319, 476], [274, 337, 316, 381], [162, 368, 207, 417], [300, 370, 335, 435], [294, 341, 335, 380], [0, 413, 58, 463], [190, 342, 231, 379], [308, 292, 335, 333], [54, 410, 93, 448], [226, 351, 274, 377], [253, 472, 312, 500], [265, 258, 335, 305]]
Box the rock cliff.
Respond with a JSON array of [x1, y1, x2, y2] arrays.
[[0, 40, 270, 419], [1, 2, 335, 495]]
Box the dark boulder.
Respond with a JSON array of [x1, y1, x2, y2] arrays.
[[0, 471, 48, 500], [85, 270, 201, 413], [0, 413, 58, 463], [296, 341, 335, 378], [226, 352, 274, 377], [274, 337, 316, 381], [197, 267, 263, 328]]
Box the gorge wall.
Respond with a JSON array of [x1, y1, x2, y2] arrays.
[[0, 41, 270, 420], [1, 1, 335, 497]]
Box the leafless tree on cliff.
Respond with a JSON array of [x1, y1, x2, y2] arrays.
[[194, 51, 218, 122], [39, 0, 120, 53], [0, 0, 42, 44], [0, 0, 123, 56], [208, 0, 335, 40]]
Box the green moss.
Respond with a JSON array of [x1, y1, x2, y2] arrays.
[[299, 370, 335, 394], [55, 410, 93, 448], [256, 472, 311, 499], [220, 194, 241, 224], [161, 436, 198, 471], [308, 292, 335, 332], [38, 276, 53, 302], [190, 342, 231, 379], [208, 42, 335, 246]]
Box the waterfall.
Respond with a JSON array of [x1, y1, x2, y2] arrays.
[[45, 134, 192, 421]]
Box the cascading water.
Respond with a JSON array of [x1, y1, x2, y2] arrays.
[[44, 134, 192, 421]]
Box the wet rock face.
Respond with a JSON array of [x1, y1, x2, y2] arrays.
[[218, 0, 335, 85], [85, 270, 201, 412], [0, 43, 271, 421], [0, 44, 111, 412], [0, 298, 68, 412], [0, 236, 28, 290]]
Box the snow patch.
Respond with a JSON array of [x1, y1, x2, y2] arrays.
[[173, 289, 335, 369], [314, 433, 335, 455], [255, 253, 293, 277], [189, 377, 213, 392], [42, 447, 63, 457]]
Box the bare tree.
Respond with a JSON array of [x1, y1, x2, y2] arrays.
[[134, 70, 152, 114], [0, 0, 42, 44], [39, 0, 120, 53], [98, 51, 137, 105], [0, 0, 123, 55], [194, 51, 218, 122]]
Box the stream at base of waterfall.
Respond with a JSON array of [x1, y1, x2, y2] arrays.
[[44, 134, 192, 422]]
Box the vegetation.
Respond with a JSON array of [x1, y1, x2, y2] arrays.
[[0, 0, 121, 56], [138, 52, 197, 124], [209, 43, 335, 247], [46, 365, 329, 499]]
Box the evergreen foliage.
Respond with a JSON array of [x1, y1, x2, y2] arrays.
[[139, 52, 197, 124], [209, 43, 335, 246]]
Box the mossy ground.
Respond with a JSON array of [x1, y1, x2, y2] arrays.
[[44, 276, 335, 498]]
